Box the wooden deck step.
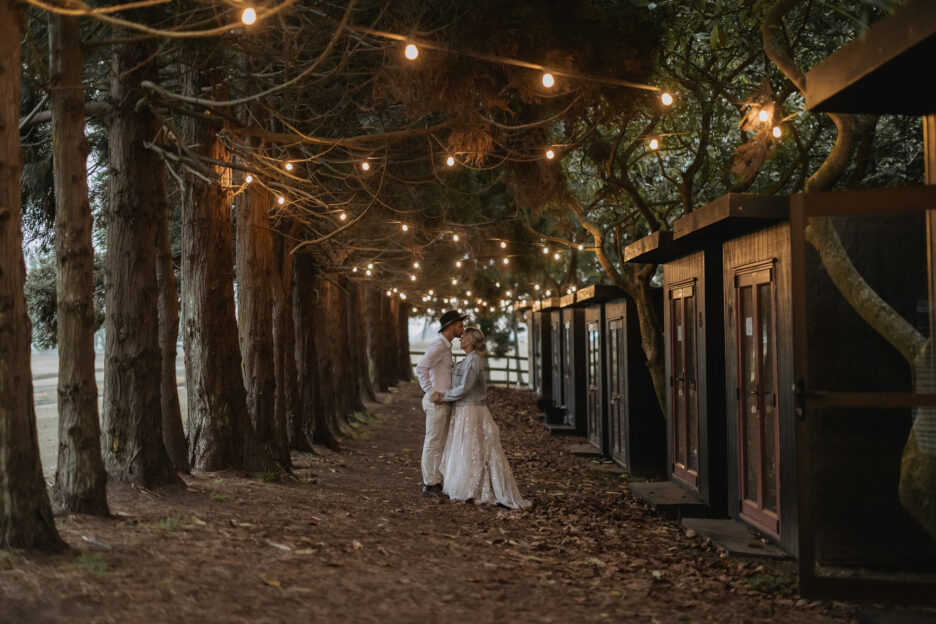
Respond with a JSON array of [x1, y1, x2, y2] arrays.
[[566, 443, 601, 457], [681, 518, 790, 559], [628, 481, 709, 519]]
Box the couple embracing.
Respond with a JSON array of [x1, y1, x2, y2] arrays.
[[415, 311, 530, 510]]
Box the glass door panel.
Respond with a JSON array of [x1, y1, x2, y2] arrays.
[[608, 318, 625, 464], [670, 284, 700, 489]]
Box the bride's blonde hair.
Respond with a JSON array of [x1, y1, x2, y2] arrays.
[[462, 326, 487, 354]]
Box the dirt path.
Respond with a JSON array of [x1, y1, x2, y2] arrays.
[[1, 383, 855, 623]]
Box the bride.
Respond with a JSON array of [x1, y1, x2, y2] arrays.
[[430, 327, 530, 510]]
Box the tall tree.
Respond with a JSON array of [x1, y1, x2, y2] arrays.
[[48, 12, 109, 514], [101, 37, 180, 486], [0, 0, 64, 551]]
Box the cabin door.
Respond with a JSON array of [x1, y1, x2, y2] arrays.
[[669, 283, 700, 489], [734, 266, 781, 537], [586, 320, 602, 449], [562, 319, 575, 426], [551, 316, 563, 408], [607, 317, 627, 465]]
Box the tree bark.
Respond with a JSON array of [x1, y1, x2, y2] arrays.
[[49, 13, 110, 515], [366, 286, 389, 392], [397, 302, 413, 382], [101, 39, 179, 487], [275, 240, 304, 452], [236, 183, 288, 465], [386, 297, 401, 385], [0, 0, 65, 550], [313, 278, 344, 447], [354, 282, 376, 403], [180, 70, 266, 472], [155, 186, 189, 474]]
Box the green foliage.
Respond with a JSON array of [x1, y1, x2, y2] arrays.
[[67, 552, 108, 577], [157, 516, 182, 532], [24, 251, 106, 349], [748, 573, 794, 594]]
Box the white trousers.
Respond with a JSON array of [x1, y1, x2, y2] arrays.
[[421, 395, 452, 486]]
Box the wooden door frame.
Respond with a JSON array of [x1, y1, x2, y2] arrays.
[[669, 280, 700, 489]]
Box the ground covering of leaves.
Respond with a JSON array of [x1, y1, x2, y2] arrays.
[[0, 383, 859, 623]]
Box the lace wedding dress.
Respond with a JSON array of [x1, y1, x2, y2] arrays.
[[439, 352, 531, 509]]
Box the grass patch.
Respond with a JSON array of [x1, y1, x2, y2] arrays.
[[68, 552, 107, 577], [749, 573, 794, 594], [210, 492, 226, 503], [158, 516, 182, 532], [257, 469, 281, 484]]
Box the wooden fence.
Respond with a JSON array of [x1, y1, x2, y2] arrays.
[[409, 350, 530, 388]]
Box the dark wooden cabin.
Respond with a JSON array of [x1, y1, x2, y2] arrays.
[[548, 293, 587, 436], [602, 292, 665, 476], [625, 228, 730, 516], [514, 301, 534, 390], [535, 297, 565, 425]]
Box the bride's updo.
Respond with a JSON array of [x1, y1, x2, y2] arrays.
[[462, 326, 487, 354]]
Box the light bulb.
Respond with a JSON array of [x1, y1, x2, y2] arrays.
[[413, 262, 420, 269], [542, 247, 549, 254], [352, 267, 358, 273], [386, 290, 392, 297], [661, 92, 673, 106], [400, 293, 406, 300], [428, 289, 434, 295], [402, 224, 409, 231], [649, 138, 659, 150], [495, 282, 500, 287], [545, 149, 555, 160], [241, 7, 257, 25], [245, 175, 253, 183], [446, 156, 455, 167], [534, 285, 540, 291], [503, 258, 509, 265], [500, 241, 507, 248], [466, 290, 472, 296], [361, 162, 370, 171], [506, 290, 512, 297], [410, 275, 416, 281], [451, 278, 457, 285], [578, 244, 584, 250], [772, 126, 782, 138], [285, 162, 293, 171], [453, 234, 460, 241], [339, 212, 347, 221], [554, 253, 560, 260], [456, 260, 462, 268], [404, 43, 419, 60], [545, 290, 551, 296], [758, 109, 769, 122], [366, 263, 373, 270], [277, 196, 285, 205], [393, 288, 398, 293], [542, 72, 555, 88], [365, 269, 372, 276]]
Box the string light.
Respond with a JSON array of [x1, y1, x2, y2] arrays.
[[402, 224, 409, 231], [758, 109, 770, 122], [456, 260, 462, 268], [542, 72, 555, 88], [542, 247, 549, 254], [453, 234, 460, 241], [534, 285, 540, 291], [413, 262, 420, 269], [506, 290, 512, 297], [503, 258, 509, 264], [241, 7, 257, 25], [545, 149, 555, 160], [404, 43, 419, 60], [578, 244, 584, 250], [772, 126, 782, 138], [367, 263, 374, 270], [661, 92, 674, 106], [352, 267, 358, 273], [500, 241, 507, 248], [277, 196, 285, 205], [428, 289, 434, 295], [451, 278, 458, 285], [553, 253, 560, 260], [649, 138, 659, 150], [392, 288, 398, 293], [245, 175, 253, 184], [495, 282, 500, 287], [410, 275, 417, 281], [284, 162, 293, 171], [545, 290, 551, 296], [466, 290, 472, 296], [400, 293, 406, 300], [361, 162, 371, 171], [339, 212, 347, 221], [386, 290, 392, 296], [365, 269, 372, 276], [446, 156, 455, 167]]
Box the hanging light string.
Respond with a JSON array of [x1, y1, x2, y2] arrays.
[[350, 25, 662, 93]]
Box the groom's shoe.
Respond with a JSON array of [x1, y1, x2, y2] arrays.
[[422, 484, 445, 499]]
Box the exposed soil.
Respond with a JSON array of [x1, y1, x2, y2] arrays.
[[1, 383, 857, 623]]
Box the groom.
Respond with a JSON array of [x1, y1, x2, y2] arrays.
[[415, 310, 467, 498]]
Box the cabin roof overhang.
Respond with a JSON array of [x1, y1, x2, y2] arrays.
[[513, 301, 534, 313], [805, 0, 936, 115], [623, 230, 690, 264], [574, 284, 627, 305], [672, 193, 788, 245], [534, 297, 563, 312]]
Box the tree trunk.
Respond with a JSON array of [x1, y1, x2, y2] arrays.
[[180, 80, 266, 472], [293, 256, 335, 448], [49, 13, 109, 515], [386, 297, 401, 385], [398, 302, 413, 382], [0, 1, 65, 550], [155, 188, 189, 474], [366, 286, 389, 392], [236, 184, 286, 465], [313, 278, 344, 447], [101, 39, 179, 487], [355, 282, 376, 403], [277, 242, 306, 452]]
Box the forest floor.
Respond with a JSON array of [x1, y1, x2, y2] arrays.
[[1, 382, 863, 623]]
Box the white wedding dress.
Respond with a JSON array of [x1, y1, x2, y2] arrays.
[[439, 352, 530, 509]]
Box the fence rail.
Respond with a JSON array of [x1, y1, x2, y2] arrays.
[[409, 350, 530, 388]]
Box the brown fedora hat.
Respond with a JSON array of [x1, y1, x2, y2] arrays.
[[438, 310, 469, 330]]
